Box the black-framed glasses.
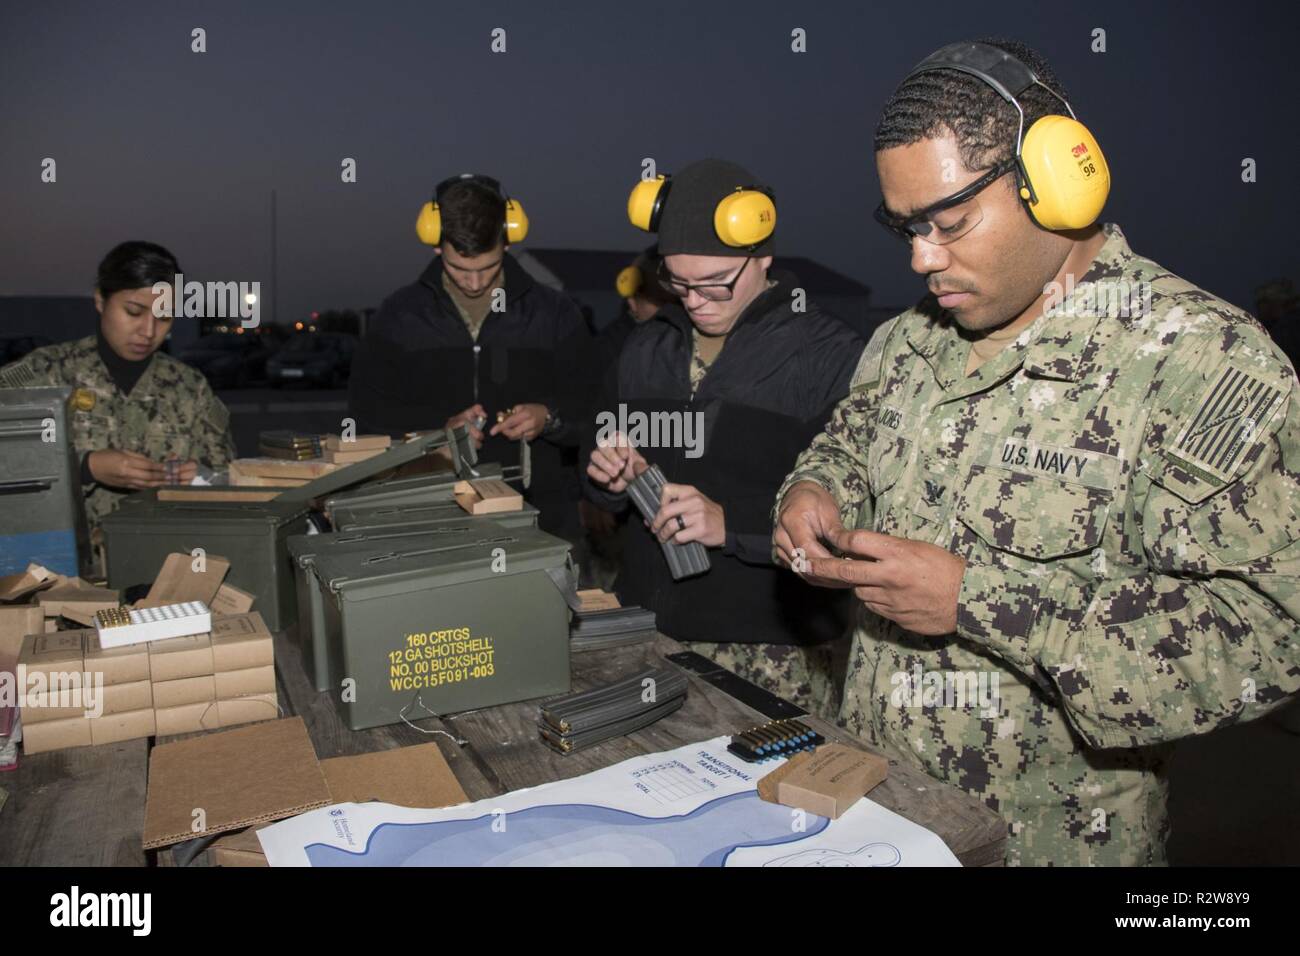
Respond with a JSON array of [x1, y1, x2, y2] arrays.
[[874, 159, 1018, 246], [657, 257, 751, 301]]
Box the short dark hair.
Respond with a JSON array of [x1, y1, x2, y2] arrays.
[[95, 240, 181, 296], [875, 38, 1069, 173], [439, 180, 506, 256]]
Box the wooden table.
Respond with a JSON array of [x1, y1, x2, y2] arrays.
[[0, 630, 1006, 866]]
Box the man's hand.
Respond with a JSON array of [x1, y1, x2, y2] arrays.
[[88, 449, 167, 490], [490, 403, 548, 442], [446, 404, 487, 449], [587, 430, 647, 494], [651, 483, 725, 548], [804, 529, 967, 636], [773, 481, 851, 586]]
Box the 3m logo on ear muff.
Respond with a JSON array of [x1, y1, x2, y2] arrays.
[[416, 173, 529, 245], [904, 41, 1111, 232], [626, 174, 777, 249]]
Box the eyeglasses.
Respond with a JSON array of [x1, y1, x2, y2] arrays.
[[657, 257, 751, 301], [873, 159, 1018, 246]]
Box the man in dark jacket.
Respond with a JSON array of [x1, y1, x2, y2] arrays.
[[584, 159, 865, 718], [349, 173, 591, 540]]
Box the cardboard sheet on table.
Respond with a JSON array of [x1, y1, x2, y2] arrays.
[[142, 716, 329, 849]]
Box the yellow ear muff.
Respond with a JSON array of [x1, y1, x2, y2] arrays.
[[504, 199, 529, 244], [1019, 115, 1110, 231], [416, 201, 442, 245], [616, 265, 643, 298], [714, 188, 777, 248], [627, 176, 668, 231]]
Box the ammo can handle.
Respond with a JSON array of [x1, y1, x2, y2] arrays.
[[0, 423, 53, 438], [0, 476, 57, 492]]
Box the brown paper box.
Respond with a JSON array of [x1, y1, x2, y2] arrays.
[[142, 716, 330, 848], [19, 631, 84, 681], [210, 826, 271, 867], [209, 583, 256, 616], [21, 689, 88, 723], [453, 477, 523, 515], [577, 589, 622, 612], [90, 707, 155, 745], [149, 634, 214, 682], [38, 583, 119, 621], [101, 679, 153, 716], [23, 715, 92, 754], [210, 612, 273, 672], [757, 744, 889, 820], [84, 632, 151, 685], [139, 552, 230, 609], [230, 457, 337, 480], [0, 564, 57, 603], [215, 665, 275, 699], [158, 489, 280, 503], [324, 434, 390, 453], [154, 700, 222, 737], [152, 674, 216, 709], [217, 692, 280, 728], [1, 606, 44, 662]]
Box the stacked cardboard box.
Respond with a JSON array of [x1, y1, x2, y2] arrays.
[[17, 612, 277, 754]]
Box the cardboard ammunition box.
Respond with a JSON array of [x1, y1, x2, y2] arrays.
[[216, 692, 280, 727], [100, 678, 153, 715], [100, 429, 478, 632], [23, 714, 92, 754], [20, 690, 88, 723], [0, 387, 90, 577], [210, 612, 274, 671], [155, 700, 222, 736], [19, 631, 84, 683], [215, 664, 275, 699], [152, 674, 216, 709], [84, 632, 151, 685], [313, 524, 575, 730], [330, 498, 539, 534], [149, 634, 214, 682], [322, 461, 503, 521], [288, 521, 492, 692], [90, 707, 155, 745]]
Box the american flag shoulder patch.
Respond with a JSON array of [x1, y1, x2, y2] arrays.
[[1169, 363, 1286, 482], [0, 359, 37, 388]]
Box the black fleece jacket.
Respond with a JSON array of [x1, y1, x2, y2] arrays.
[[348, 253, 592, 537], [582, 270, 864, 646]]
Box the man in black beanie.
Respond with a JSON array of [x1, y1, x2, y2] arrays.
[[583, 158, 865, 718]]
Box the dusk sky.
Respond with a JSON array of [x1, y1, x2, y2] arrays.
[[1, 0, 1294, 324]]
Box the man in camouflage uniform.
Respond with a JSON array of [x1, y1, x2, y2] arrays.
[[774, 40, 1300, 864], [0, 335, 236, 530]]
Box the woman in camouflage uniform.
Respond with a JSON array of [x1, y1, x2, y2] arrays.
[[0, 241, 236, 536]]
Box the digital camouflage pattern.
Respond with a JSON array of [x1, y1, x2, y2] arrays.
[[677, 636, 850, 722], [776, 224, 1300, 865], [0, 335, 236, 529]]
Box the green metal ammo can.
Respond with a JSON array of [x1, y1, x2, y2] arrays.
[[313, 523, 575, 731], [330, 498, 540, 534], [289, 520, 488, 693], [99, 429, 477, 631], [0, 387, 89, 577]]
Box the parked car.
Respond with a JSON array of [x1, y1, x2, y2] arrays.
[[266, 333, 357, 388], [176, 333, 271, 388]]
